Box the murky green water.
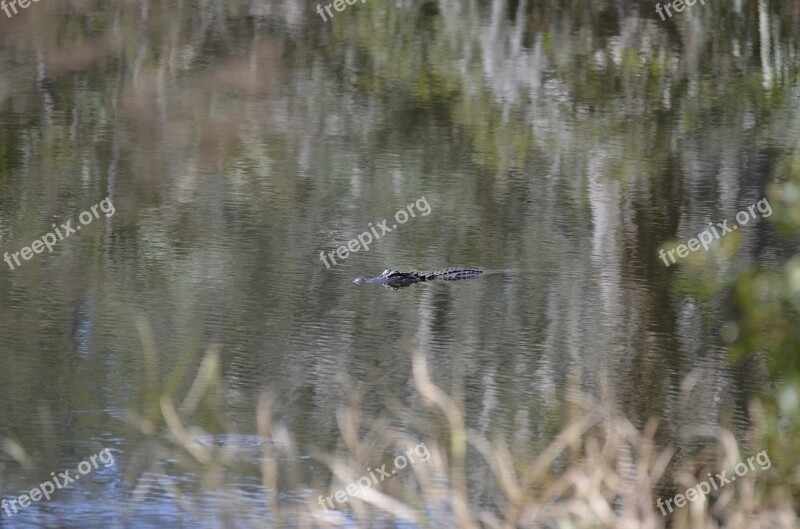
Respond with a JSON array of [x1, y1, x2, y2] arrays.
[[0, 0, 798, 526]]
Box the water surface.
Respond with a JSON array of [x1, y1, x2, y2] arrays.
[[0, 0, 798, 526]]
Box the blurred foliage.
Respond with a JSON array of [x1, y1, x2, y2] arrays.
[[719, 148, 800, 506], [728, 151, 800, 377]]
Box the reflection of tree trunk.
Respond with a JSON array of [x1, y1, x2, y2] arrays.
[[759, 0, 772, 89], [586, 151, 630, 404]]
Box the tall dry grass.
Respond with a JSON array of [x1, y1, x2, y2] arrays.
[[124, 326, 798, 528]]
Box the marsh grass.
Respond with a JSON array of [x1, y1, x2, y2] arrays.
[[124, 323, 798, 528]]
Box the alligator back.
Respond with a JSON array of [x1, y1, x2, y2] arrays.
[[354, 267, 484, 289], [429, 267, 485, 281]]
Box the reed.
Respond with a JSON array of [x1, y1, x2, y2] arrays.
[[125, 331, 799, 528]]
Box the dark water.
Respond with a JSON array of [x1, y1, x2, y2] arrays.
[[0, 0, 798, 526]]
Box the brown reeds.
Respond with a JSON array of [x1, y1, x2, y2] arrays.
[[124, 327, 798, 528]]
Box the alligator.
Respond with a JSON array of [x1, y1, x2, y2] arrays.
[[353, 267, 485, 289]]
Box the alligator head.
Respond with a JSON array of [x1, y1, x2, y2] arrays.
[[352, 269, 424, 289]]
